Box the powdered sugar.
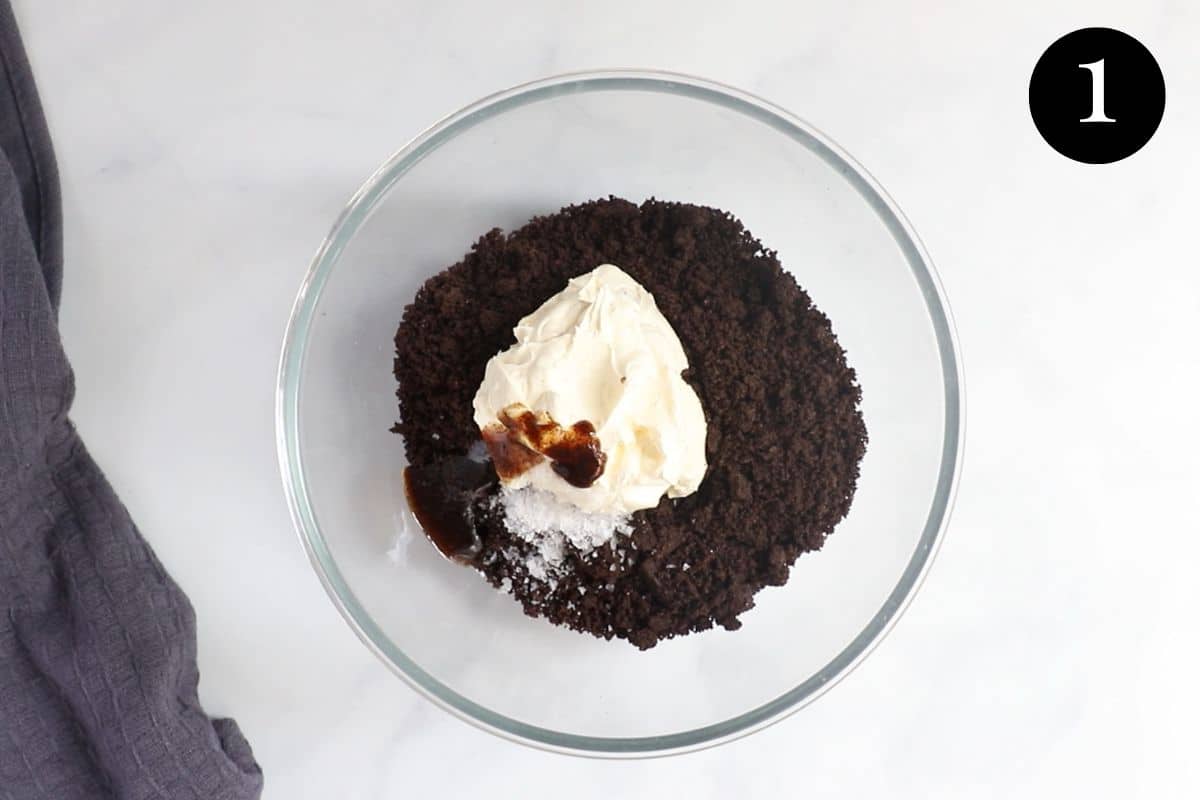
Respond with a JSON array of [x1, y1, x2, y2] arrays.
[[492, 486, 632, 583]]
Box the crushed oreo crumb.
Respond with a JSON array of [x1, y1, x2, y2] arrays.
[[394, 197, 867, 649]]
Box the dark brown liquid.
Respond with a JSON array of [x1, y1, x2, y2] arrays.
[[403, 457, 492, 563], [482, 405, 606, 489], [545, 420, 606, 488], [480, 424, 544, 481]]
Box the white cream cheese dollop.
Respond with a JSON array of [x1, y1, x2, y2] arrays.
[[472, 264, 707, 514]]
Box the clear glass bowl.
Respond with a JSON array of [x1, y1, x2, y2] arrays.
[[276, 70, 963, 757]]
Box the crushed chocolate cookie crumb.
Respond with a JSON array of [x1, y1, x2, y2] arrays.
[[394, 197, 867, 649]]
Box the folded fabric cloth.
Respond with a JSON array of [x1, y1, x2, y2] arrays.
[[0, 5, 263, 798]]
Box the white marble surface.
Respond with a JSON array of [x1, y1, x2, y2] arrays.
[[15, 0, 1200, 796]]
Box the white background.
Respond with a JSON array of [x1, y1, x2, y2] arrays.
[[16, 0, 1200, 796]]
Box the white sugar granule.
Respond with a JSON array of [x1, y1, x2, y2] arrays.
[[493, 487, 632, 584], [498, 487, 631, 550], [525, 554, 550, 582]]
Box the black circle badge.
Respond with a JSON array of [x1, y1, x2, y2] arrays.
[[1029, 28, 1165, 164]]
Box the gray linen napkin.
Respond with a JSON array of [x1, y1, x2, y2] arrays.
[[0, 4, 263, 798]]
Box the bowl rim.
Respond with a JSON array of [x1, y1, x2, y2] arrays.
[[275, 68, 965, 758]]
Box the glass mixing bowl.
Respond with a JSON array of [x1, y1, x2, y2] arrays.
[[276, 70, 963, 757]]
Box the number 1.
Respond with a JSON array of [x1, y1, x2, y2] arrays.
[[1079, 59, 1116, 123]]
